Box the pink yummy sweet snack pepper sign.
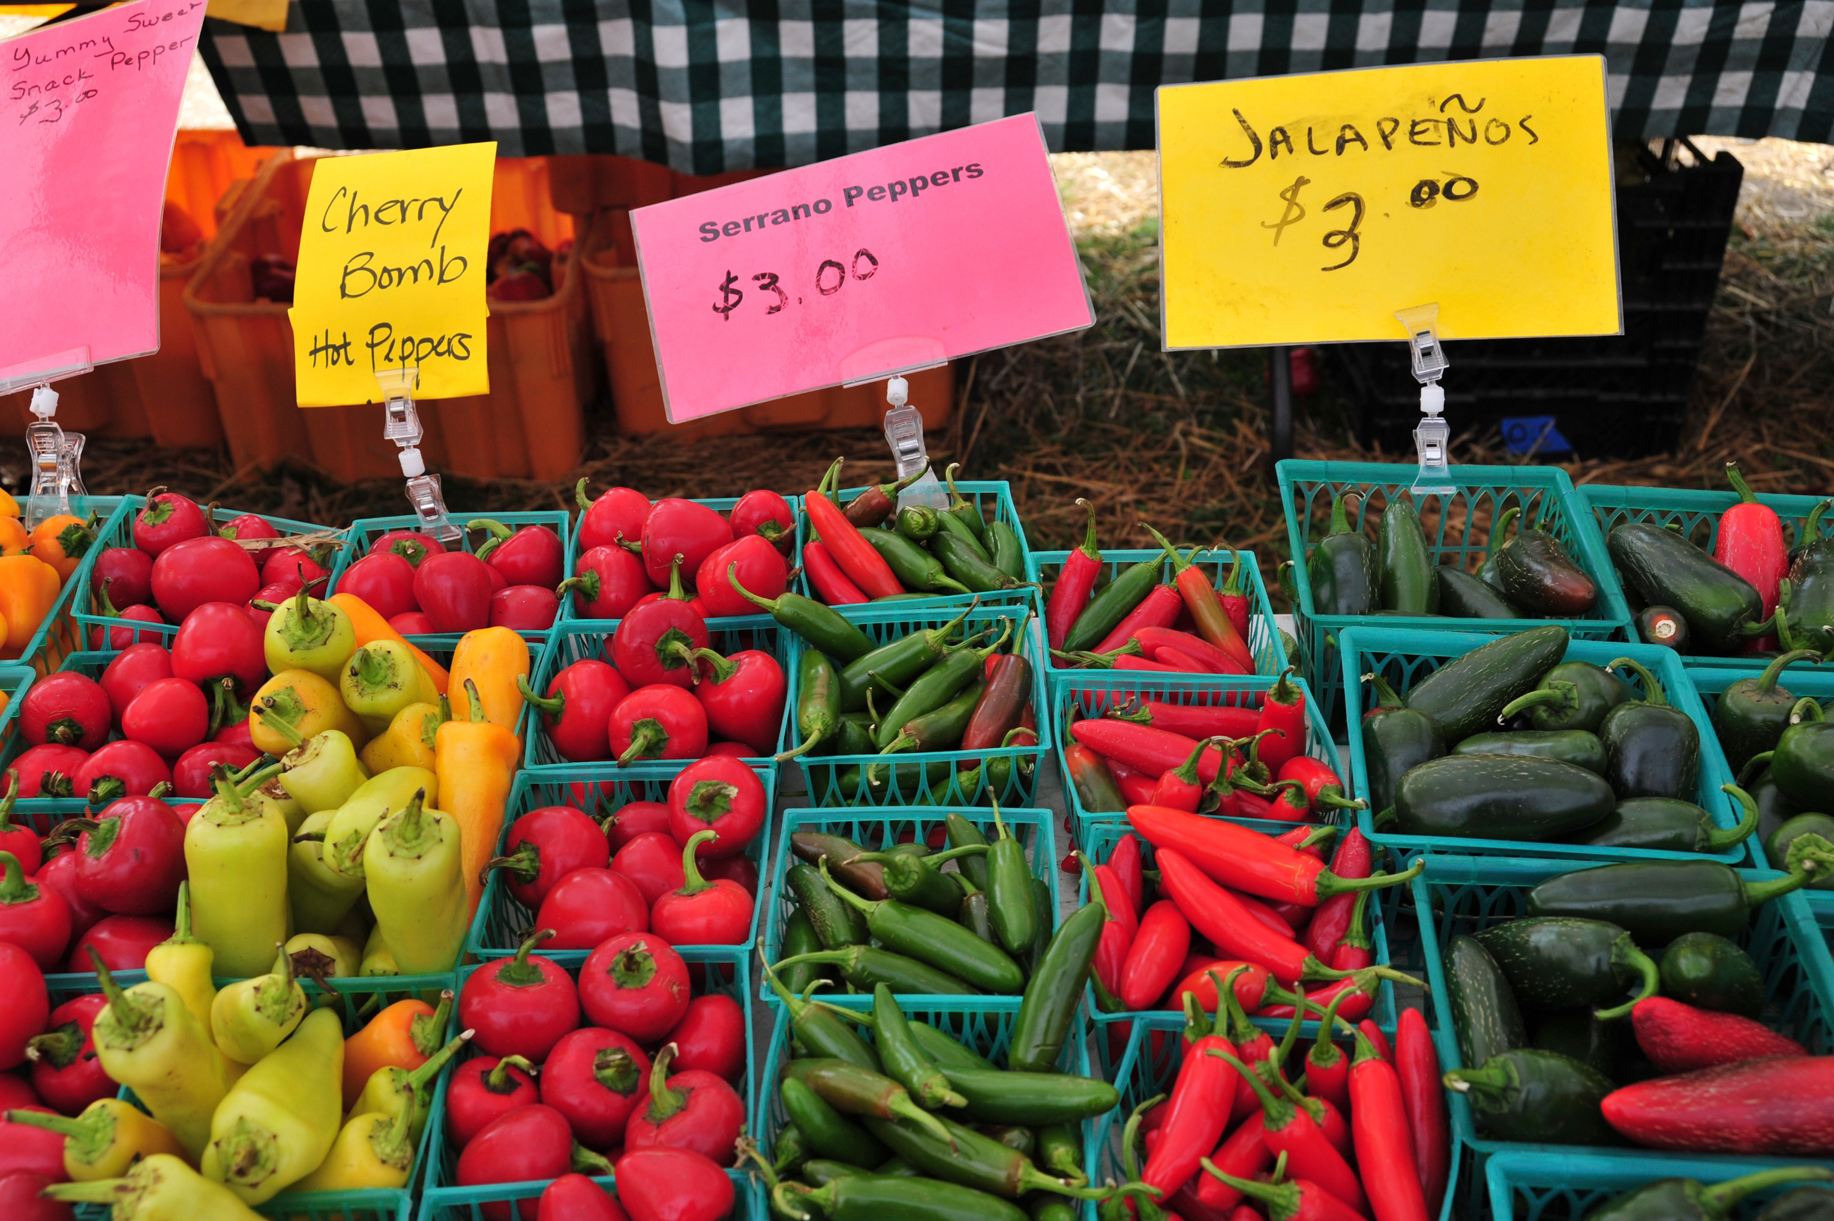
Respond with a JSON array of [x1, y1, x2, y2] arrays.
[[0, 0, 206, 384], [631, 114, 1094, 422]]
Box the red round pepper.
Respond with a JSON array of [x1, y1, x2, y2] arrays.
[[609, 685, 709, 766], [490, 585, 560, 631], [651, 831, 753, 946], [489, 805, 612, 911], [32, 851, 103, 941], [728, 489, 795, 554], [576, 480, 651, 553], [120, 677, 209, 761], [663, 994, 745, 1082], [690, 648, 785, 756], [367, 529, 445, 567], [0, 1108, 70, 1184], [0, 851, 69, 971], [561, 546, 654, 620], [612, 832, 688, 904], [605, 800, 672, 852], [64, 914, 171, 973], [524, 660, 630, 764], [666, 757, 765, 857], [1046, 499, 1103, 649], [444, 1055, 540, 1149], [800, 540, 869, 605], [19, 674, 110, 752], [0, 775, 42, 875], [472, 520, 565, 589], [622, 1042, 744, 1162], [457, 929, 582, 1062], [10, 745, 89, 799], [25, 994, 110, 1116], [132, 490, 208, 557], [413, 551, 496, 633], [70, 795, 186, 916], [74, 740, 171, 803], [171, 601, 268, 695], [99, 644, 172, 725], [641, 500, 734, 590], [538, 869, 650, 951], [455, 1104, 579, 1219], [91, 547, 153, 608], [0, 943, 48, 1070], [612, 565, 709, 690], [578, 933, 690, 1043], [0, 1169, 75, 1221], [694, 535, 786, 617], [542, 1025, 652, 1148], [614, 1146, 734, 1221], [336, 553, 420, 621], [540, 1174, 628, 1221]]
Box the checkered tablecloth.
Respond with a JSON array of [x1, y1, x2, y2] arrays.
[[199, 0, 1834, 173]]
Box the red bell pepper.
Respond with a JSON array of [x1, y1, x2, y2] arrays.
[[523, 660, 630, 764], [445, 1055, 540, 1148], [1144, 529, 1254, 670], [1396, 1008, 1448, 1219], [1217, 551, 1250, 640], [538, 869, 649, 951], [1210, 1046, 1367, 1217], [1716, 462, 1789, 646], [456, 929, 583, 1062], [1130, 804, 1420, 908], [696, 535, 787, 617], [1073, 722, 1228, 784], [560, 546, 653, 620], [1347, 1027, 1429, 1221], [801, 541, 869, 605], [803, 474, 902, 599], [1047, 499, 1103, 649], [612, 563, 710, 690], [413, 550, 496, 633], [667, 756, 766, 857], [1141, 967, 1248, 1201], [1109, 834, 1144, 919], [1193, 1114, 1272, 1214], [1108, 698, 1262, 741], [1120, 900, 1190, 1011], [472, 520, 565, 589], [1630, 996, 1807, 1073], [1093, 585, 1185, 656], [1254, 668, 1306, 775], [70, 795, 187, 916], [1150, 738, 1216, 812], [1302, 991, 1356, 1116]]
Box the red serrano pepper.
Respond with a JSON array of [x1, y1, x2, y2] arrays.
[[1120, 899, 1191, 1011], [1218, 551, 1251, 640], [1135, 627, 1244, 674], [1210, 1047, 1368, 1216], [1358, 1018, 1393, 1063], [1141, 967, 1249, 1202], [1084, 854, 1138, 1002], [1046, 499, 1103, 649], [1108, 699, 1262, 741], [1094, 584, 1185, 655], [803, 483, 903, 599], [1304, 830, 1373, 959], [1331, 892, 1375, 973], [1107, 760, 1159, 807], [1157, 848, 1324, 984], [1108, 834, 1143, 919], [1349, 1027, 1429, 1221], [1303, 992, 1357, 1114], [1150, 738, 1216, 812], [802, 540, 868, 604], [1073, 723, 1228, 784], [1193, 1114, 1272, 1214], [1254, 668, 1307, 774], [1130, 803, 1419, 908], [1396, 1009, 1448, 1218], [1144, 529, 1255, 670], [1278, 756, 1364, 814]]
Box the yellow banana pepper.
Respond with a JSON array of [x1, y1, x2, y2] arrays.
[[184, 764, 290, 978], [321, 766, 438, 880], [448, 627, 531, 741], [144, 882, 216, 1035], [359, 701, 444, 774], [250, 669, 368, 757], [261, 588, 356, 683], [286, 1104, 414, 1194], [210, 946, 306, 1064], [285, 931, 362, 982], [260, 714, 370, 816], [89, 957, 233, 1161], [365, 791, 468, 976], [359, 923, 398, 977], [288, 810, 368, 934], [0, 554, 60, 656], [201, 1007, 344, 1204], [434, 681, 520, 919], [346, 1031, 469, 1142], [6, 1097, 188, 1180], [340, 639, 439, 736], [43, 1153, 263, 1221]]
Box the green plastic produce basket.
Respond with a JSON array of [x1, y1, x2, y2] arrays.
[[759, 806, 1059, 1010], [11, 494, 132, 675], [1412, 854, 1834, 1219], [1053, 667, 1346, 842], [1028, 548, 1288, 686], [755, 995, 1101, 1221], [796, 479, 1031, 614], [418, 1173, 760, 1221], [1486, 1149, 1834, 1221], [69, 495, 342, 649], [1340, 627, 1748, 866], [781, 599, 1047, 808], [465, 762, 773, 967], [1076, 819, 1400, 1059], [1581, 482, 1833, 665], [1099, 1008, 1452, 1221], [523, 619, 792, 770], [1277, 460, 1632, 731], [423, 953, 753, 1194], [0, 665, 31, 741]]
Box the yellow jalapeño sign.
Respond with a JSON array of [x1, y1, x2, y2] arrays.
[[290, 143, 496, 406], [1157, 56, 1618, 348]]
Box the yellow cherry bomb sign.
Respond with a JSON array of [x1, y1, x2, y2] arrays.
[[1157, 56, 1618, 349], [290, 143, 496, 406]]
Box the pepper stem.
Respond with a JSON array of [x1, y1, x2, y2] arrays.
[[1208, 967, 1248, 1039], [643, 1043, 688, 1121], [1595, 935, 1661, 1022], [485, 1055, 536, 1093], [1328, 493, 1354, 537], [91, 950, 159, 1037], [0, 851, 37, 905], [1606, 657, 1668, 707], [254, 706, 306, 748], [676, 830, 718, 896], [1757, 649, 1822, 694], [727, 563, 779, 613], [515, 673, 564, 716], [0, 771, 17, 832], [411, 990, 454, 1058], [756, 943, 811, 1015], [1141, 526, 1194, 574], [1487, 506, 1520, 555], [1075, 498, 1101, 560], [690, 648, 738, 686], [1498, 684, 1574, 723], [1747, 832, 1834, 903], [574, 477, 594, 512], [493, 929, 557, 988], [1312, 858, 1424, 901], [1363, 672, 1404, 710], [1205, 1046, 1293, 1130], [1201, 1158, 1296, 1218], [1703, 1167, 1834, 1212], [1307, 989, 1354, 1067], [816, 857, 877, 916], [1118, 1093, 1166, 1182], [1725, 460, 1761, 504], [1704, 783, 1762, 852]]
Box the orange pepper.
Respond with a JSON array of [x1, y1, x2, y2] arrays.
[[0, 555, 61, 656], [25, 514, 95, 584], [434, 681, 520, 919], [339, 989, 452, 1111], [328, 593, 450, 695], [448, 627, 530, 743], [0, 516, 28, 556], [0, 488, 18, 517]]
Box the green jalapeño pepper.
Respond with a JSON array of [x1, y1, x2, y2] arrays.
[[183, 762, 289, 979], [779, 908, 828, 996], [731, 568, 877, 663], [933, 531, 1022, 594], [782, 652, 842, 761], [897, 506, 940, 541], [1711, 649, 1822, 773], [987, 521, 1026, 583], [859, 527, 974, 596], [985, 797, 1037, 956], [1476, 506, 1520, 588], [1747, 697, 1834, 811], [1443, 1048, 1617, 1145], [788, 862, 870, 950], [1062, 552, 1170, 655], [781, 1077, 890, 1168], [873, 622, 1010, 749], [851, 845, 986, 917], [791, 832, 890, 899], [780, 1058, 955, 1144], [861, 1112, 1111, 1202], [945, 814, 992, 891], [1573, 786, 1759, 855], [1009, 902, 1104, 1073], [774, 946, 975, 996], [761, 952, 881, 1069], [1580, 1167, 1833, 1221], [871, 984, 966, 1110], [776, 1171, 1030, 1221], [1377, 491, 1438, 613], [1658, 932, 1766, 1018], [838, 605, 975, 712], [1598, 657, 1700, 801], [944, 464, 989, 544], [818, 859, 1024, 992], [1308, 493, 1376, 617]]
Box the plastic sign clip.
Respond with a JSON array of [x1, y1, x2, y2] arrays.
[[23, 383, 86, 528], [882, 376, 949, 510], [377, 368, 460, 542], [1394, 303, 1453, 497]]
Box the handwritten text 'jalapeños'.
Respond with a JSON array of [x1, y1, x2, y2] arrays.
[[318, 185, 468, 299], [1216, 94, 1539, 168], [697, 163, 985, 242]]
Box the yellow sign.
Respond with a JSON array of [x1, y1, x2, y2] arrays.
[[1157, 56, 1618, 349], [291, 143, 495, 407]]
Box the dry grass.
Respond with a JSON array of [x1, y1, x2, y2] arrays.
[[5, 142, 1831, 603]]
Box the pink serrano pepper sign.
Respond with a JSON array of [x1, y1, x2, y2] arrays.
[[631, 114, 1093, 422], [0, 0, 206, 385]]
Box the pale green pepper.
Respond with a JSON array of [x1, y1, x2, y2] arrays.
[[340, 640, 439, 736], [89, 955, 234, 1162], [322, 766, 438, 879], [257, 778, 309, 837], [261, 715, 370, 816], [364, 790, 467, 976], [263, 587, 356, 683], [183, 763, 289, 979], [288, 810, 368, 934], [201, 1007, 344, 1203], [359, 922, 398, 977], [210, 945, 306, 1065], [286, 931, 362, 983], [44, 1153, 264, 1221], [346, 1030, 470, 1140]]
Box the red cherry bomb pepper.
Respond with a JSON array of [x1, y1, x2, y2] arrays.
[[575, 479, 650, 551], [1131, 804, 1419, 908], [1047, 500, 1103, 649], [1143, 529, 1254, 671], [456, 928, 582, 1062], [0, 774, 42, 874], [472, 520, 565, 589], [521, 661, 630, 763], [612, 558, 709, 689], [444, 1055, 540, 1148]]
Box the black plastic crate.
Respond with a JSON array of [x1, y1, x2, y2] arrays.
[[1338, 139, 1743, 460]]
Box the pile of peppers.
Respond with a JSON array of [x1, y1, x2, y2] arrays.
[[1441, 845, 1834, 1155], [0, 486, 91, 665]]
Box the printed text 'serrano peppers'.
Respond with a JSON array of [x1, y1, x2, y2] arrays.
[[1143, 528, 1254, 671], [1047, 501, 1103, 650], [184, 763, 289, 978], [435, 679, 520, 919]]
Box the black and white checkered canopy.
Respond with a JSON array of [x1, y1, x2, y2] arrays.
[[199, 0, 1834, 173]]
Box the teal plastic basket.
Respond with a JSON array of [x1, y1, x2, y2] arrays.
[[1098, 1009, 1453, 1221], [755, 996, 1101, 1221], [1277, 460, 1632, 731], [0, 666, 31, 741], [418, 1172, 760, 1221], [325, 510, 571, 646], [796, 480, 1031, 614], [1581, 482, 1833, 665], [424, 953, 754, 1194], [69, 496, 342, 649], [782, 600, 1047, 808], [10, 495, 133, 674], [1487, 1149, 1834, 1221], [522, 619, 792, 770], [1053, 668, 1346, 842], [1075, 819, 1400, 1058], [1412, 854, 1834, 1217], [759, 806, 1060, 1010], [465, 763, 774, 967], [1027, 548, 1288, 686], [1340, 627, 1748, 866]]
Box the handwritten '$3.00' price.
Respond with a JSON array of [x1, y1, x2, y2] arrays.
[[1259, 172, 1480, 272], [712, 248, 880, 321]]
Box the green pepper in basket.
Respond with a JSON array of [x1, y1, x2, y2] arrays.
[[781, 1077, 890, 1168], [871, 984, 966, 1110], [817, 859, 1024, 993], [984, 796, 1037, 957], [1007, 902, 1104, 1073], [761, 951, 881, 1070], [873, 623, 1010, 749]]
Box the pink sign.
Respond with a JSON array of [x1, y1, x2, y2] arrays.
[[0, 0, 206, 387], [631, 115, 1092, 422]]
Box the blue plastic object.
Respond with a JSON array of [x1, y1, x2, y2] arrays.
[[1340, 627, 1749, 866]]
